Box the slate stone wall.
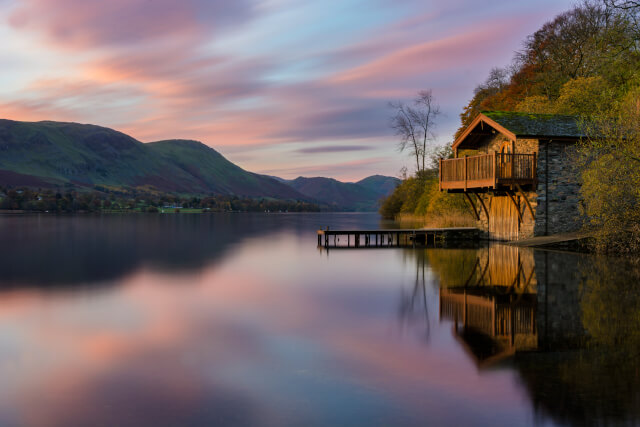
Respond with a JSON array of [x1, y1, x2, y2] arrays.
[[534, 141, 583, 236]]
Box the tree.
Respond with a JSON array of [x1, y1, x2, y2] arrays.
[[389, 90, 441, 173], [455, 0, 640, 138], [576, 84, 640, 252], [604, 0, 640, 39]]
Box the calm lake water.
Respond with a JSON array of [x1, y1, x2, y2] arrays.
[[0, 213, 638, 427]]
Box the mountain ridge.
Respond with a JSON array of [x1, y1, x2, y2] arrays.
[[0, 119, 304, 199], [0, 118, 399, 210]]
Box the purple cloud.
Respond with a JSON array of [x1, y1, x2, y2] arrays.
[[295, 145, 373, 154], [9, 0, 255, 48]]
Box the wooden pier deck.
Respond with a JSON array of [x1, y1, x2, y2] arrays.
[[317, 227, 479, 249]]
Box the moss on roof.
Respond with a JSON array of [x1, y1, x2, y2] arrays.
[[482, 111, 586, 138]]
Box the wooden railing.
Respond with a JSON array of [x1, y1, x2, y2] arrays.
[[440, 290, 537, 338], [439, 152, 537, 191]]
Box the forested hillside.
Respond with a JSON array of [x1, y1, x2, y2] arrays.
[[0, 119, 306, 200], [381, 0, 640, 251]]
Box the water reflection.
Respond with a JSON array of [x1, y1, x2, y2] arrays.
[[0, 214, 639, 426], [397, 250, 430, 342], [0, 213, 384, 288], [420, 244, 640, 426]]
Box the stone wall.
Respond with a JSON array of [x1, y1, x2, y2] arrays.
[[466, 134, 538, 155], [534, 250, 588, 350], [534, 141, 583, 236], [515, 138, 538, 154]]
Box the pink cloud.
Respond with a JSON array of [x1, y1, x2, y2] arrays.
[[329, 17, 529, 87], [9, 0, 254, 49], [1, 0, 575, 179]]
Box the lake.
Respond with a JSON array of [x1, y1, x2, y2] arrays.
[[0, 213, 638, 426]]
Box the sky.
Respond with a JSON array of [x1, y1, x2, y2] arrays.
[[0, 0, 575, 181]]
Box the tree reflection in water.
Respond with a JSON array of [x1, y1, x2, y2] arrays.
[[397, 250, 430, 342], [412, 244, 640, 426]]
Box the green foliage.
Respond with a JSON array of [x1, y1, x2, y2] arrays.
[[515, 77, 619, 116], [580, 257, 640, 349], [576, 83, 640, 252], [515, 95, 554, 114], [451, 1, 640, 251], [0, 120, 302, 200], [0, 186, 321, 214], [553, 76, 617, 115], [457, 1, 640, 136], [379, 184, 406, 219], [379, 169, 472, 225]]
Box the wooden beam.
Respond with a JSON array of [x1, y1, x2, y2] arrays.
[[508, 261, 523, 291], [463, 192, 480, 221], [515, 183, 535, 220], [473, 191, 489, 220], [476, 256, 490, 286], [505, 190, 523, 223], [523, 266, 535, 290], [452, 113, 517, 150], [463, 258, 480, 287]]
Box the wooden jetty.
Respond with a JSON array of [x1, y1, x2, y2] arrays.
[[317, 227, 478, 249]]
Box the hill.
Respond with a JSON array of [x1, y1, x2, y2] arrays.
[[0, 119, 304, 199], [283, 175, 399, 211], [356, 175, 400, 197]]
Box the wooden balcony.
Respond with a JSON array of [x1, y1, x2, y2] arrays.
[[439, 152, 537, 192]]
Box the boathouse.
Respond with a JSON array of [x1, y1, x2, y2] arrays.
[[439, 111, 585, 240]]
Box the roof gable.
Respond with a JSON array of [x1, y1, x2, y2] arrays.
[[453, 111, 585, 150]]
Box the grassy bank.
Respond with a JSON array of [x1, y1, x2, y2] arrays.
[[394, 212, 475, 228], [380, 171, 474, 228]]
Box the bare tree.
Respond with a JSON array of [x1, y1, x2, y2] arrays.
[[389, 90, 441, 173], [604, 0, 639, 10], [604, 0, 640, 40]]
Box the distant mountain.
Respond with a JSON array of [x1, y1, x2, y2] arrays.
[[356, 175, 400, 197], [0, 119, 305, 199], [282, 175, 400, 211]]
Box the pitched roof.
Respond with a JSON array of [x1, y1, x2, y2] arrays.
[[482, 111, 585, 138], [452, 111, 586, 150]]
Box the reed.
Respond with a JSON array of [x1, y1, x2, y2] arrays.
[[395, 212, 476, 228]]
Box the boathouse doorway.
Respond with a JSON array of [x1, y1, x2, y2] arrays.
[[489, 196, 520, 240]]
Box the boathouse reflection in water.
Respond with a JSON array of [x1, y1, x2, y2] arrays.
[[425, 244, 593, 365], [416, 245, 640, 425], [439, 246, 539, 366]]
